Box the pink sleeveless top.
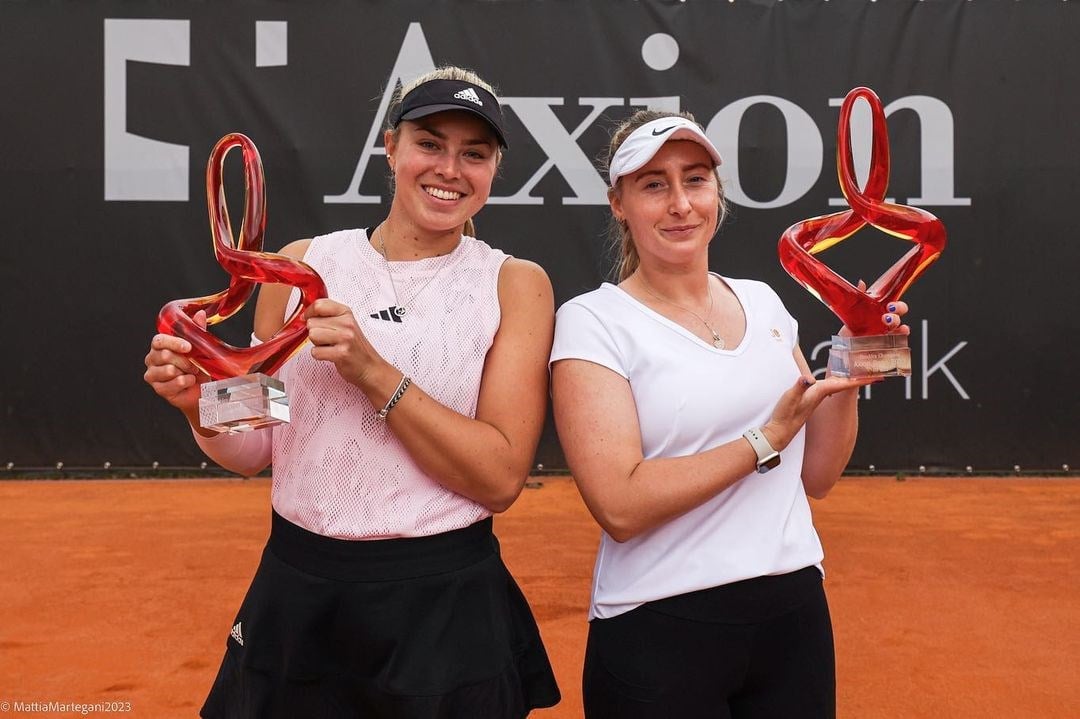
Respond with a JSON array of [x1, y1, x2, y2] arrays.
[[270, 228, 508, 538]]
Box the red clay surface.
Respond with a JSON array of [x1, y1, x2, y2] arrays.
[[1, 477, 1077, 717]]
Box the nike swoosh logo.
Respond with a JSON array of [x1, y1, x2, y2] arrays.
[[651, 125, 678, 136]]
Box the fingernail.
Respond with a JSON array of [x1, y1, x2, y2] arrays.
[[885, 316, 893, 324], [887, 303, 896, 313], [802, 378, 813, 387]]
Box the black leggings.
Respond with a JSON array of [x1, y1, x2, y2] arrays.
[[583, 567, 835, 719]]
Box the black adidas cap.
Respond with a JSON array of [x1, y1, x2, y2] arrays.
[[389, 78, 508, 149]]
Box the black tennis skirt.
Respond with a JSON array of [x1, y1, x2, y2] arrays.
[[201, 511, 561, 718]]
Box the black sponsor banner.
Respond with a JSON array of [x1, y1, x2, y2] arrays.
[[1, 1, 1076, 471]]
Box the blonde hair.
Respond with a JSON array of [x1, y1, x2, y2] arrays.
[[604, 110, 728, 282], [386, 66, 502, 238]]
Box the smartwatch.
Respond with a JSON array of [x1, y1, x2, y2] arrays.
[[743, 427, 781, 474]]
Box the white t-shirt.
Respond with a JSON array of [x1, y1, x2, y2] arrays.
[[550, 276, 824, 620]]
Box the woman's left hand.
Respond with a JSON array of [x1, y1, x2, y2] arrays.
[[838, 281, 911, 337]]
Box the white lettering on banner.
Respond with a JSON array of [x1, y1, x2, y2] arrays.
[[324, 23, 436, 204], [103, 19, 190, 201], [324, 26, 965, 207], [255, 21, 288, 68], [102, 19, 968, 209], [488, 98, 621, 205], [707, 96, 824, 210], [629, 96, 681, 114], [808, 321, 970, 400], [890, 97, 971, 206], [828, 96, 971, 207], [920, 319, 970, 399], [488, 96, 678, 205]]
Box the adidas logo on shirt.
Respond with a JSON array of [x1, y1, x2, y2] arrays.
[[230, 621, 244, 646], [453, 87, 483, 106], [370, 306, 404, 323]]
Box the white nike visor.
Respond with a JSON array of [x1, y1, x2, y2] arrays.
[[608, 117, 723, 188]]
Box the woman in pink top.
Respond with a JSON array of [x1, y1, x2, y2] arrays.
[[143, 67, 560, 718]]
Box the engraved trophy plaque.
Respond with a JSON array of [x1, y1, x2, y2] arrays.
[[779, 87, 946, 378], [157, 133, 327, 432]]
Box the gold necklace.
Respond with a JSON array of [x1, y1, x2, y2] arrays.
[[638, 276, 725, 349]]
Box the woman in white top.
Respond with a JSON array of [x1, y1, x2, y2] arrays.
[[143, 66, 560, 718], [549, 110, 908, 718]]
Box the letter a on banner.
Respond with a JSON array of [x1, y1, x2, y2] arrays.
[[324, 23, 436, 204]]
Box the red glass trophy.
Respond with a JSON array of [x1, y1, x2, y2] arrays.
[[779, 87, 946, 378], [157, 133, 327, 432]]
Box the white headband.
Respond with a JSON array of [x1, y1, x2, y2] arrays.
[[608, 117, 723, 187]]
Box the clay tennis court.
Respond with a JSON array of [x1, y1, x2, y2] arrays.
[[1, 476, 1077, 717]]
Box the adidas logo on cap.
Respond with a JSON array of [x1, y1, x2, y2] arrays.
[[453, 87, 483, 107]]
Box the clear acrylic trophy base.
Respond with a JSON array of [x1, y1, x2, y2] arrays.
[[828, 334, 912, 379], [198, 373, 290, 434]]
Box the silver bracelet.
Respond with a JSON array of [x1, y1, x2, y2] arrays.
[[376, 375, 411, 421]]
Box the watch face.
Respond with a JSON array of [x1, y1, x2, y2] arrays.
[[744, 429, 780, 474], [758, 453, 781, 473]]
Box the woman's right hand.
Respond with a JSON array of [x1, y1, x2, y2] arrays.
[[143, 310, 209, 417], [305, 298, 388, 391], [761, 373, 873, 452]]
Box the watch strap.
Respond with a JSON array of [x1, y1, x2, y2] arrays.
[[742, 427, 781, 472]]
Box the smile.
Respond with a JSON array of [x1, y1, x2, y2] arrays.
[[424, 186, 463, 201], [661, 223, 701, 234]]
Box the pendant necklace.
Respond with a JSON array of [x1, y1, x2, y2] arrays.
[[375, 225, 452, 318], [639, 275, 726, 350]]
